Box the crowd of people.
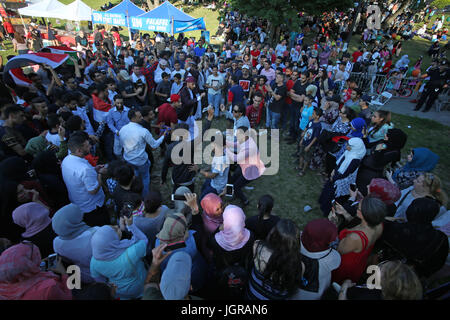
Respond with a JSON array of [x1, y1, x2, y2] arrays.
[[0, 2, 449, 300]]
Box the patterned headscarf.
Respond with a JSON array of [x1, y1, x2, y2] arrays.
[[0, 243, 60, 300], [369, 178, 401, 205]]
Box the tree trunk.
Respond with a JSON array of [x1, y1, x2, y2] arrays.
[[384, 0, 411, 27], [345, 1, 364, 44]]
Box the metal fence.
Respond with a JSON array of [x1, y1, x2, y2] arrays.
[[348, 72, 423, 99]]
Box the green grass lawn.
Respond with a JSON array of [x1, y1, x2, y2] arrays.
[[148, 112, 450, 229]]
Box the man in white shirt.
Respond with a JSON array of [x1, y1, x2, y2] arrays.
[[119, 109, 165, 196], [61, 131, 109, 226], [154, 59, 170, 84], [171, 61, 186, 80]]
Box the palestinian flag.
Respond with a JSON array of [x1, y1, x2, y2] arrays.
[[44, 46, 78, 65], [2, 52, 69, 87]]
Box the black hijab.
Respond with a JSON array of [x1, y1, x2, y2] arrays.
[[385, 128, 407, 151]]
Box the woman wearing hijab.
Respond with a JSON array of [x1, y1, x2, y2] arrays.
[[378, 198, 449, 278], [208, 205, 255, 274], [196, 193, 225, 264], [0, 242, 72, 300], [12, 202, 56, 259], [395, 54, 410, 71], [52, 204, 102, 284], [90, 217, 148, 300], [291, 219, 341, 300], [356, 128, 407, 195], [390, 147, 439, 190], [246, 219, 304, 300], [349, 118, 366, 138], [0, 157, 50, 243], [155, 212, 208, 293], [319, 138, 367, 216]]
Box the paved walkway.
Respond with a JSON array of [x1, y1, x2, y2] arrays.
[[380, 96, 450, 127]]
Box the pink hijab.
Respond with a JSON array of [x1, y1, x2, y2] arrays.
[[12, 202, 52, 238], [200, 193, 223, 234], [0, 243, 61, 300], [215, 205, 250, 251]]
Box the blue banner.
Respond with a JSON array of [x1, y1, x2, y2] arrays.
[[92, 11, 127, 26], [130, 16, 205, 34], [130, 16, 171, 33], [173, 18, 205, 33]]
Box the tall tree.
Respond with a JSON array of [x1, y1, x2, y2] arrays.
[[227, 0, 353, 45]]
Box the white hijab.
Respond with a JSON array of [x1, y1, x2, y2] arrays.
[[336, 138, 366, 174]]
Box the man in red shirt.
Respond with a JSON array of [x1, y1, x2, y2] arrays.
[[352, 46, 363, 63], [3, 19, 15, 38], [250, 42, 261, 68], [156, 93, 180, 132], [246, 92, 264, 128]]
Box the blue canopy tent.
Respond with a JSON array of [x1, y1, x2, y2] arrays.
[[130, 1, 205, 35], [92, 0, 145, 39]]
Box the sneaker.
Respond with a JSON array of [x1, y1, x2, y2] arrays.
[[244, 186, 254, 190]]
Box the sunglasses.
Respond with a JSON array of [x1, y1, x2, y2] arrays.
[[232, 109, 240, 113]]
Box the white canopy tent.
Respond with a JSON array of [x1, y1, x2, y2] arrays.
[[48, 0, 93, 21], [18, 0, 68, 19]]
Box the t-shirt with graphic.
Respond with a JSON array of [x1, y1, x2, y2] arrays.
[[302, 120, 322, 147], [268, 83, 287, 114]]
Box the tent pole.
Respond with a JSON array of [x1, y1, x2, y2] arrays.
[[171, 16, 174, 37], [19, 13, 27, 34], [126, 9, 132, 43]]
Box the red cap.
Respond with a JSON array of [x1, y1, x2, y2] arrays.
[[170, 94, 180, 103]]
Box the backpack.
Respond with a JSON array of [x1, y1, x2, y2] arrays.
[[217, 263, 249, 300]]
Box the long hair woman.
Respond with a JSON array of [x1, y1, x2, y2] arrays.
[[246, 219, 305, 300], [245, 194, 280, 241]]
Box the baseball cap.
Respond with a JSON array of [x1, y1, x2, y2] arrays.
[[169, 94, 180, 103], [185, 76, 196, 83], [242, 65, 250, 70], [159, 59, 168, 66]]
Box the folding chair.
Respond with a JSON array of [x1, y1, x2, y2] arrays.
[[369, 91, 393, 111]]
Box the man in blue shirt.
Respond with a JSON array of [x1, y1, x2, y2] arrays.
[[106, 95, 130, 158], [194, 39, 207, 57], [226, 76, 245, 118]]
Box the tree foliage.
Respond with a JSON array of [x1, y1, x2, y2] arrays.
[[227, 0, 354, 27], [431, 0, 450, 9]]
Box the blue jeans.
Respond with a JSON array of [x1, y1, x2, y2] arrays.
[[289, 103, 300, 138], [268, 110, 281, 129], [133, 160, 150, 197], [208, 93, 222, 117], [280, 104, 289, 130]]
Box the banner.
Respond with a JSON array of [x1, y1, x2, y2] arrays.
[[130, 16, 170, 33], [91, 11, 126, 26], [130, 16, 205, 34], [173, 18, 205, 33]]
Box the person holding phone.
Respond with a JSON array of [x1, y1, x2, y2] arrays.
[[90, 215, 149, 300], [0, 242, 72, 300]]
